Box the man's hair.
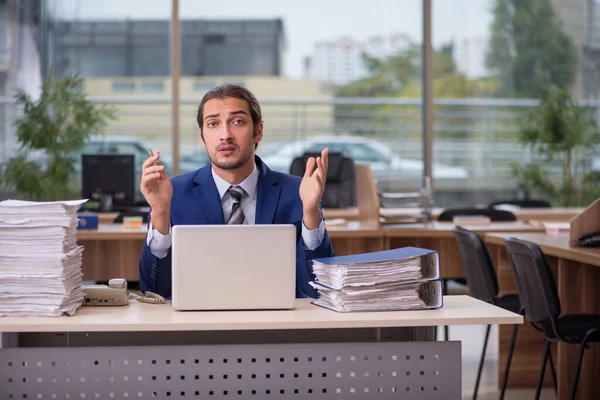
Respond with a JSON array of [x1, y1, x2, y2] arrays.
[[196, 84, 263, 138]]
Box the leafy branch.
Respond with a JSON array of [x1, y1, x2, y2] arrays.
[[0, 74, 116, 200]]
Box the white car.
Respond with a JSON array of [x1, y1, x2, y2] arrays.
[[259, 136, 469, 179]]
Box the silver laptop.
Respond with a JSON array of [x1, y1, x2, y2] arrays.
[[171, 224, 296, 311]]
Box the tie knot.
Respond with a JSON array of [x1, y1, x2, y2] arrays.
[[228, 185, 245, 203]]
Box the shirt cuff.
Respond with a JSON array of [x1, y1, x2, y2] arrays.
[[301, 218, 326, 251], [146, 220, 172, 259]]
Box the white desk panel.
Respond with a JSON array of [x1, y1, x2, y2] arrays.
[[0, 296, 522, 333]]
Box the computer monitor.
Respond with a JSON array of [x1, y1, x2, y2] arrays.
[[82, 154, 135, 211]]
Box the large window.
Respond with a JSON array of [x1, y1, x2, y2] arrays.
[[0, 0, 41, 168], [178, 0, 424, 193], [433, 0, 599, 207], [9, 1, 593, 207], [0, 0, 173, 202]]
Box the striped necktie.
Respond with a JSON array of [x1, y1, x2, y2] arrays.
[[226, 185, 246, 224]]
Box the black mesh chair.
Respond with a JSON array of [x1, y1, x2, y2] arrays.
[[440, 208, 516, 341], [505, 238, 600, 400], [439, 207, 517, 222], [452, 226, 522, 400], [489, 199, 552, 208]]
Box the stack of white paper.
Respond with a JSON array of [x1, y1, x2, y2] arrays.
[[315, 282, 425, 312], [311, 258, 425, 289], [0, 199, 87, 317], [309, 247, 443, 312]]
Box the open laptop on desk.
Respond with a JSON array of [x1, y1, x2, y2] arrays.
[[171, 225, 296, 311]]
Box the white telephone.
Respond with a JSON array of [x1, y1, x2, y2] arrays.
[[83, 278, 166, 306]]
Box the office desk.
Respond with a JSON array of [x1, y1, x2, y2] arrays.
[[323, 207, 359, 220], [95, 207, 580, 224], [327, 220, 386, 255], [380, 207, 583, 222], [1, 296, 521, 399], [76, 222, 387, 282], [77, 225, 146, 281], [75, 222, 541, 282], [485, 233, 600, 398], [383, 222, 543, 278], [507, 207, 584, 221]]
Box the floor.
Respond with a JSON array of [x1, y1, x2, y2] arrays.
[[447, 324, 554, 400]]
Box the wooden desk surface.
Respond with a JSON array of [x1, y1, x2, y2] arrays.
[[76, 221, 386, 241], [383, 221, 543, 238], [380, 207, 583, 221], [76, 224, 147, 240], [91, 207, 582, 224], [323, 207, 359, 219], [485, 232, 600, 267], [76, 221, 540, 241], [0, 296, 521, 333], [326, 220, 383, 238], [510, 207, 583, 221]]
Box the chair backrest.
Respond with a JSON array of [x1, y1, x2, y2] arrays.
[[438, 207, 517, 222], [504, 237, 561, 324], [290, 152, 356, 208], [452, 226, 499, 303], [489, 199, 552, 208]]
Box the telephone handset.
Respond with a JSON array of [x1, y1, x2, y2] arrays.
[[83, 278, 166, 306], [573, 231, 600, 248]]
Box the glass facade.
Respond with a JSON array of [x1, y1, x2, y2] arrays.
[[1, 0, 598, 206]]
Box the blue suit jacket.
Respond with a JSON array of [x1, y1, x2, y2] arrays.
[[138, 156, 334, 299]]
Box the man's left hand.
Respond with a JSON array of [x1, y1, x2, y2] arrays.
[[299, 148, 329, 230]]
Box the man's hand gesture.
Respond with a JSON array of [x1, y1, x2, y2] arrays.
[[299, 148, 329, 230], [140, 151, 173, 215]]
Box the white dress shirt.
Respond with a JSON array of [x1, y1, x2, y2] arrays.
[[146, 162, 326, 258]]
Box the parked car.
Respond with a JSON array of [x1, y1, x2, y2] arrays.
[[259, 136, 469, 179]]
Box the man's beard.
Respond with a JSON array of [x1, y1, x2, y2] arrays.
[[209, 142, 254, 170]]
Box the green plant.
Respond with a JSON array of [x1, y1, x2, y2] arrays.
[[0, 74, 116, 200], [511, 87, 600, 206], [486, 0, 578, 98]]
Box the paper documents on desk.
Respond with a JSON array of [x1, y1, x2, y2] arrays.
[[309, 247, 443, 312], [0, 199, 86, 227], [0, 199, 87, 317]]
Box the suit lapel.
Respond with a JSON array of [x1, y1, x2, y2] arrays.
[[192, 165, 225, 224], [255, 156, 281, 224]]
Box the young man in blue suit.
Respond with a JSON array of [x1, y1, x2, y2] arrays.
[[138, 84, 334, 299]]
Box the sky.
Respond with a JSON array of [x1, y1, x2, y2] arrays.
[[54, 0, 494, 79]]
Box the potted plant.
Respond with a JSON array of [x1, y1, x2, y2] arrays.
[[511, 87, 600, 206], [0, 74, 116, 201]]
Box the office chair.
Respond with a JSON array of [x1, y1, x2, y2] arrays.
[[452, 227, 522, 400], [439, 207, 517, 222], [290, 152, 356, 208], [439, 208, 517, 341], [489, 199, 552, 208], [505, 238, 600, 400]]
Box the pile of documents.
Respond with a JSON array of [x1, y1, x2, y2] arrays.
[[0, 199, 87, 317], [310, 247, 442, 312]]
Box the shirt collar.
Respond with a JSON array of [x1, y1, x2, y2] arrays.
[[211, 160, 259, 200]]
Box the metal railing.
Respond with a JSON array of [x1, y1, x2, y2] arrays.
[[1, 96, 598, 181]]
